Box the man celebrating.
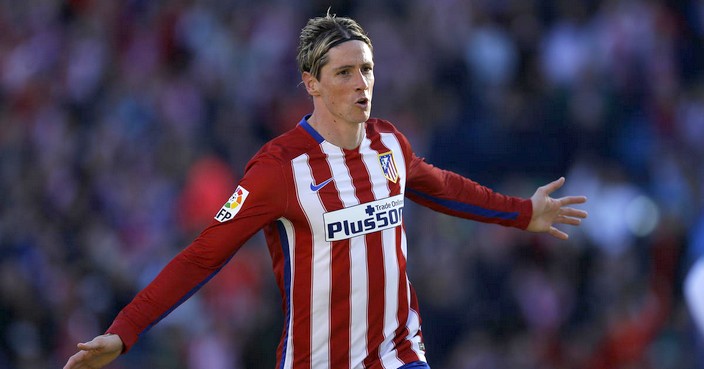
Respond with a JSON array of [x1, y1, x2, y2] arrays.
[[64, 13, 587, 369]]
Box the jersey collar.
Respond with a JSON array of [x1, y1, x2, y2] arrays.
[[298, 114, 325, 144]]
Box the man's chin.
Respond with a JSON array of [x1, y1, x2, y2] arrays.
[[345, 108, 371, 124], [359, 110, 371, 122]]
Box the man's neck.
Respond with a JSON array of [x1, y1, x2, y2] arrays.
[[307, 114, 364, 150]]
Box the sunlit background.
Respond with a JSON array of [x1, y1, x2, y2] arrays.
[[1, 0, 703, 368]]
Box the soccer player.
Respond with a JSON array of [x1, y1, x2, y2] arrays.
[[64, 13, 587, 369]]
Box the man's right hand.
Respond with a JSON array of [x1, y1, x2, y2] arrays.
[[63, 334, 123, 369]]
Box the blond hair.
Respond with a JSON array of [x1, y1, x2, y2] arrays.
[[296, 12, 372, 80]]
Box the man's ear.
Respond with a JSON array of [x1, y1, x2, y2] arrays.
[[302, 72, 320, 96]]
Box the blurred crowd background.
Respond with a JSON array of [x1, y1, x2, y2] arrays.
[[1, 0, 704, 368]]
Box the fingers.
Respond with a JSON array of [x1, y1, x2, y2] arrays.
[[541, 179, 589, 209], [65, 337, 105, 369], [64, 334, 123, 369], [559, 206, 588, 219], [556, 215, 582, 226], [76, 342, 92, 351], [549, 226, 569, 240], [63, 350, 89, 369], [531, 177, 587, 240], [558, 195, 588, 207], [540, 177, 565, 196], [548, 207, 587, 239], [77, 337, 101, 351]]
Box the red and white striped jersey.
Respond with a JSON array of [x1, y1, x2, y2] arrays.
[[107, 116, 532, 369]]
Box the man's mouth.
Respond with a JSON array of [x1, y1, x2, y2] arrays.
[[356, 97, 370, 107]]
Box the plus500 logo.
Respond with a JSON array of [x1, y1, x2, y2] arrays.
[[323, 194, 404, 241]]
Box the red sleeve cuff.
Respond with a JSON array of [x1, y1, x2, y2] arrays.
[[515, 198, 533, 230], [105, 315, 140, 354]]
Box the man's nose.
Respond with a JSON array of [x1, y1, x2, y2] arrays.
[[354, 70, 370, 90]]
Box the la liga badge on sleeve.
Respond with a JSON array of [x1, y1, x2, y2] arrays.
[[215, 185, 249, 222]]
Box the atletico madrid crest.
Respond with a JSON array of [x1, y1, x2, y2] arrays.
[[378, 151, 399, 183]]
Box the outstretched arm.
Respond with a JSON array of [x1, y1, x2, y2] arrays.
[[526, 177, 588, 240], [63, 334, 123, 369]]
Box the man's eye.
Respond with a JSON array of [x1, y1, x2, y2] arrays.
[[338, 70, 349, 76]]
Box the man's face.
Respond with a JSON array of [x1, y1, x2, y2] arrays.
[[309, 40, 374, 125]]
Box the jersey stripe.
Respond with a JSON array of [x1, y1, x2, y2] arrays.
[[322, 142, 359, 207], [291, 154, 321, 368], [379, 226, 404, 369], [305, 161, 332, 368], [407, 284, 426, 361], [276, 219, 295, 369], [363, 232, 385, 368], [349, 234, 369, 368], [329, 227, 351, 369], [405, 188, 520, 220]]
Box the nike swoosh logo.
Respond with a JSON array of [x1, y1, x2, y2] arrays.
[[310, 178, 333, 192]]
